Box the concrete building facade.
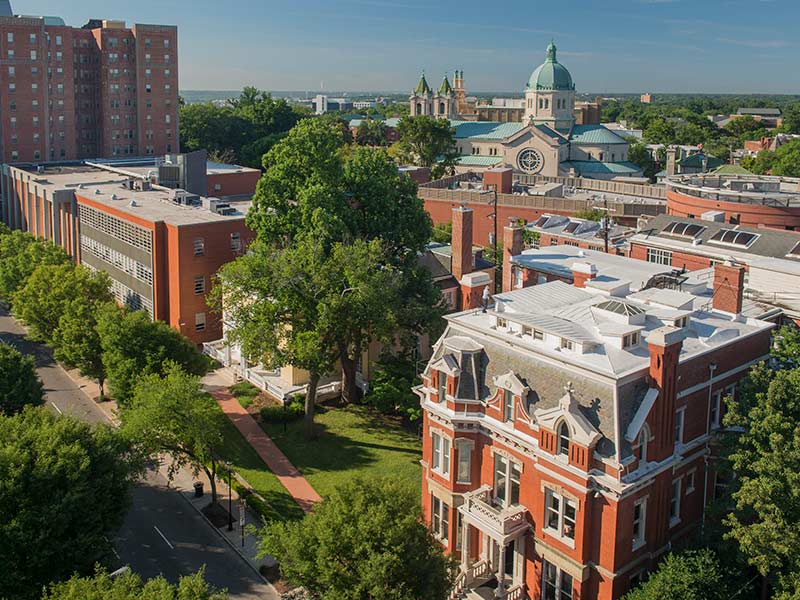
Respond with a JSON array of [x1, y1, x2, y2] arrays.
[[0, 6, 178, 163]]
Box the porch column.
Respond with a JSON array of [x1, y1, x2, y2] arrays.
[[495, 542, 506, 599], [461, 518, 470, 574]]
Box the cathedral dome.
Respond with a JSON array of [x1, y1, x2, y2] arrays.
[[527, 42, 575, 91]]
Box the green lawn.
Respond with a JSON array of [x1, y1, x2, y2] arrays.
[[261, 405, 422, 498], [228, 380, 261, 410], [216, 416, 305, 522]]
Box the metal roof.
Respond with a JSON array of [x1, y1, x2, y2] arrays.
[[450, 120, 525, 140], [455, 155, 504, 166], [568, 125, 628, 145], [561, 161, 642, 175]]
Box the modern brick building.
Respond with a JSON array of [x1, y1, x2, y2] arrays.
[[666, 173, 800, 231], [417, 241, 777, 600], [0, 3, 178, 163], [1, 159, 256, 345], [629, 213, 800, 324]]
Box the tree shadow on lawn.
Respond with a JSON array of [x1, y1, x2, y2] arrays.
[[262, 406, 422, 480]]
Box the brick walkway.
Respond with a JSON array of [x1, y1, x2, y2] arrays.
[[211, 389, 322, 513]]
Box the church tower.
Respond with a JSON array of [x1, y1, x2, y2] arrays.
[[523, 42, 576, 131], [433, 74, 457, 119], [454, 70, 467, 116], [409, 72, 434, 116]]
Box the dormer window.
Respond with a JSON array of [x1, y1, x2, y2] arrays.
[[497, 317, 508, 329], [623, 332, 640, 349], [558, 422, 570, 457], [502, 389, 514, 422], [674, 316, 689, 329], [560, 338, 574, 351], [438, 372, 447, 402]]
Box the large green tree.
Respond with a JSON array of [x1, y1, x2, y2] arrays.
[[393, 116, 459, 178], [0, 342, 42, 415], [53, 300, 116, 401], [627, 142, 658, 180], [0, 408, 141, 599], [121, 364, 227, 506], [43, 568, 227, 600], [623, 549, 734, 600], [216, 235, 341, 439], [0, 231, 70, 305], [723, 363, 800, 598], [96, 304, 208, 405], [259, 477, 455, 600], [14, 263, 112, 344], [356, 119, 387, 146]]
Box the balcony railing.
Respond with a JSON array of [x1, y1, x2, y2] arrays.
[[461, 485, 528, 537]]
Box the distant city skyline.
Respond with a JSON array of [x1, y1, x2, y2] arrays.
[[17, 0, 800, 94]]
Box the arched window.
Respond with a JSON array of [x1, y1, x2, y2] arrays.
[[545, 98, 549, 109], [539, 98, 543, 109], [416, 102, 421, 115], [558, 422, 570, 457], [439, 102, 445, 114]]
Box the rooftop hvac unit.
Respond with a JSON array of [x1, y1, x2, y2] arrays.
[[134, 179, 151, 192]]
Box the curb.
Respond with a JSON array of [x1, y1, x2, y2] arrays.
[[177, 489, 272, 586]]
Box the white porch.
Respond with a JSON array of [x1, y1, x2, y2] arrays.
[[451, 486, 531, 600]]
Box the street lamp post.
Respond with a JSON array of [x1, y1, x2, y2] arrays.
[[227, 464, 234, 532]]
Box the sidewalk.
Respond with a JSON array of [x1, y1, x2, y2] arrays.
[[65, 366, 280, 595], [204, 370, 322, 513]]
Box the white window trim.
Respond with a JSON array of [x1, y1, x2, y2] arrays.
[[543, 487, 577, 548], [455, 438, 474, 485], [674, 406, 686, 446], [430, 494, 450, 545], [632, 497, 647, 551], [430, 430, 451, 479], [686, 469, 696, 494], [669, 478, 682, 527]]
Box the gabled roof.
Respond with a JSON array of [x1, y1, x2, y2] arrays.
[[534, 386, 602, 447], [493, 372, 529, 396], [568, 124, 628, 145], [438, 76, 453, 95], [561, 161, 642, 175], [450, 120, 526, 140]]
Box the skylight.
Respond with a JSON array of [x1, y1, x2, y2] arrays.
[[662, 222, 706, 239], [595, 300, 645, 317], [564, 222, 581, 234], [533, 216, 548, 228], [788, 242, 800, 258], [708, 229, 759, 248]]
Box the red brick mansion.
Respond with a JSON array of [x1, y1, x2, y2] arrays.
[[417, 231, 776, 600]]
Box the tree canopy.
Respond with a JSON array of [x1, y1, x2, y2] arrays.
[[723, 362, 800, 598], [0, 230, 70, 305], [393, 116, 459, 179], [96, 304, 208, 405], [356, 119, 388, 146], [14, 263, 112, 343], [741, 139, 800, 178], [0, 408, 141, 599], [623, 549, 734, 600], [121, 364, 227, 505], [259, 477, 455, 600], [43, 568, 228, 600], [0, 342, 42, 415], [179, 87, 308, 168]]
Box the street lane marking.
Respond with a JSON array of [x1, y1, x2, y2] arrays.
[[51, 403, 63, 415], [153, 526, 174, 550]]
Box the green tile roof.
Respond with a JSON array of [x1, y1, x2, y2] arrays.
[[713, 164, 753, 175], [439, 76, 453, 95], [456, 155, 504, 166], [677, 153, 724, 169], [536, 124, 569, 144], [450, 120, 525, 140], [527, 42, 575, 91], [562, 161, 642, 175], [568, 125, 628, 145]]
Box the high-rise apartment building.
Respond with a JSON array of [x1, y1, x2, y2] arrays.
[[0, 4, 178, 164]]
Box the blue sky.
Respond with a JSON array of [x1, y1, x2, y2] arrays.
[[17, 0, 800, 94]]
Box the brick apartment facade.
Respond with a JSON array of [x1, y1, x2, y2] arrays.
[[1, 161, 255, 345], [0, 12, 178, 163], [418, 241, 776, 600]]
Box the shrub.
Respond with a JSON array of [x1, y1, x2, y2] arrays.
[[229, 380, 261, 409], [260, 400, 304, 424], [363, 352, 421, 424]]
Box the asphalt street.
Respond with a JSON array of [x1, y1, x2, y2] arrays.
[[0, 309, 275, 599]]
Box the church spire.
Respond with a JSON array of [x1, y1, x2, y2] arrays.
[[414, 71, 432, 95]]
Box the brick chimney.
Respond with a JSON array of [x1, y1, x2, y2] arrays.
[[483, 168, 513, 194], [452, 205, 474, 282], [666, 147, 677, 177], [712, 261, 745, 315], [460, 271, 492, 311], [646, 326, 685, 462], [571, 262, 598, 288], [502, 220, 524, 293]]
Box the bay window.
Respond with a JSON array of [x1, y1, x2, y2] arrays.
[[542, 560, 573, 600]]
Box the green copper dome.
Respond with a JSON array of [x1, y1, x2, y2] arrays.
[[527, 42, 575, 91]]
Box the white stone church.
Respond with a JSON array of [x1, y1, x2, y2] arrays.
[[409, 43, 643, 180]]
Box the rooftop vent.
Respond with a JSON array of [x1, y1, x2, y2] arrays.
[[94, 189, 102, 195], [110, 193, 118, 200]]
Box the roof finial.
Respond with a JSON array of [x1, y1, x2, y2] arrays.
[[547, 40, 557, 62]]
